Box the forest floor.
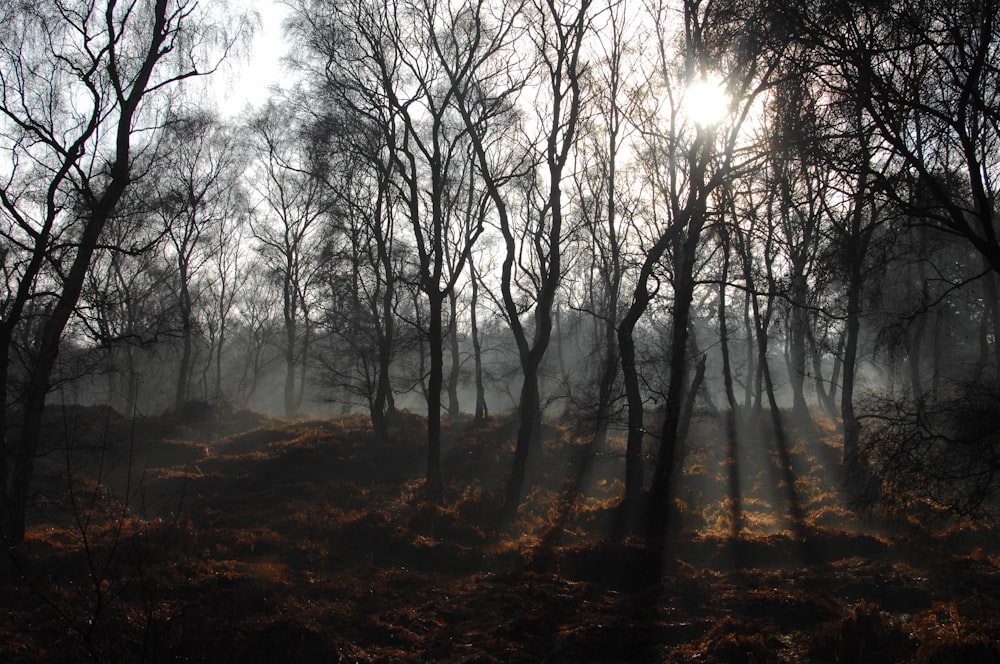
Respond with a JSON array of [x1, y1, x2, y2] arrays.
[[3, 405, 1000, 663]]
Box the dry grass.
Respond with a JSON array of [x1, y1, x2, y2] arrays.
[[4, 407, 1000, 662]]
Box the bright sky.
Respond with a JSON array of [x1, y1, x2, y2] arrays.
[[215, 0, 291, 118]]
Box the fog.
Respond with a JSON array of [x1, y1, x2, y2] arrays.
[[5, 0, 1000, 610]]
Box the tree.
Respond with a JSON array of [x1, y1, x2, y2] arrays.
[[286, 6, 409, 439], [316, 138, 401, 441], [246, 102, 330, 418], [617, 0, 785, 520], [152, 112, 246, 409], [202, 188, 252, 404], [859, 379, 1000, 520], [0, 0, 251, 576], [79, 204, 174, 415], [292, 0, 497, 499], [229, 263, 282, 407], [439, 0, 590, 518], [567, 0, 642, 450], [840, 0, 1000, 276]]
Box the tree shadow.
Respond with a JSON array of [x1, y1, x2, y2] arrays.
[[768, 408, 816, 564], [724, 409, 747, 566]]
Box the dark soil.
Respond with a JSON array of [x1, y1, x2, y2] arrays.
[[3, 406, 999, 662]]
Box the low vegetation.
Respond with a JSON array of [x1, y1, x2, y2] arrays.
[[3, 405, 999, 662]]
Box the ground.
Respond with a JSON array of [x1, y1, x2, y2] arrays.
[[2, 406, 999, 662]]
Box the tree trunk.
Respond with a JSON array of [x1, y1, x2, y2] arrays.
[[295, 317, 311, 413], [470, 259, 487, 422], [592, 321, 619, 450], [617, 222, 682, 509], [425, 291, 445, 502], [283, 312, 297, 419], [908, 310, 925, 398], [650, 254, 696, 509], [373, 217, 397, 443], [503, 363, 542, 519], [718, 238, 739, 417], [743, 283, 757, 413], [806, 324, 837, 418], [216, 318, 226, 403], [447, 290, 461, 419], [175, 273, 193, 411], [986, 268, 1000, 388], [788, 272, 810, 420], [841, 247, 863, 468], [4, 198, 117, 553], [618, 316, 646, 507], [677, 353, 707, 461]]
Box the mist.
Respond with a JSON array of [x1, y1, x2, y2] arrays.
[[3, 0, 1000, 660]]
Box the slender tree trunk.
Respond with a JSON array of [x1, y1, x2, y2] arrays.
[[283, 290, 297, 418], [908, 310, 925, 398], [593, 321, 619, 449], [126, 346, 139, 416], [841, 245, 863, 468], [5, 200, 116, 549], [807, 324, 836, 417], [930, 305, 945, 399], [788, 272, 810, 419], [216, 320, 226, 403], [677, 353, 707, 460], [175, 273, 193, 411], [650, 252, 697, 508], [841, 199, 873, 469], [618, 315, 646, 506], [617, 222, 682, 508], [504, 360, 542, 519], [503, 274, 556, 517], [841, 79, 876, 469], [373, 220, 396, 442], [447, 290, 461, 419], [0, 338, 11, 554], [470, 259, 487, 422], [718, 235, 739, 417], [426, 291, 445, 502], [295, 318, 311, 413], [743, 283, 757, 413], [829, 334, 843, 409], [986, 268, 1000, 388]]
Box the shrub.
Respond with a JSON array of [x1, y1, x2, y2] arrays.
[[857, 379, 1000, 521]]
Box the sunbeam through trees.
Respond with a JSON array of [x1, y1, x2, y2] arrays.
[[3, 0, 1000, 660]]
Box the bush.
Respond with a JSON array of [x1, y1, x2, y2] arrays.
[[809, 601, 911, 663], [857, 379, 1000, 521]]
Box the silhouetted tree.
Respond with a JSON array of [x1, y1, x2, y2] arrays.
[[246, 103, 330, 418], [0, 0, 251, 579], [621, 0, 787, 521], [566, 0, 642, 450], [152, 112, 246, 410], [437, 0, 590, 518]]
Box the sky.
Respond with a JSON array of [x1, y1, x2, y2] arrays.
[[215, 1, 291, 118]]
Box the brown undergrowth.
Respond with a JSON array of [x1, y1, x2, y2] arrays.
[[3, 406, 999, 662]]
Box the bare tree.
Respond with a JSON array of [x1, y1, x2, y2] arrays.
[[151, 112, 246, 409], [203, 192, 252, 404], [79, 206, 173, 415], [246, 102, 330, 418], [0, 0, 251, 574], [230, 264, 282, 407], [615, 0, 788, 521], [316, 141, 401, 441], [438, 0, 590, 518], [567, 0, 642, 450], [292, 0, 495, 499]]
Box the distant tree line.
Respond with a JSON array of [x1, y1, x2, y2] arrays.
[[4, 0, 1000, 569]]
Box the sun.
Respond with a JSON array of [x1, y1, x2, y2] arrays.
[[684, 76, 731, 128]]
